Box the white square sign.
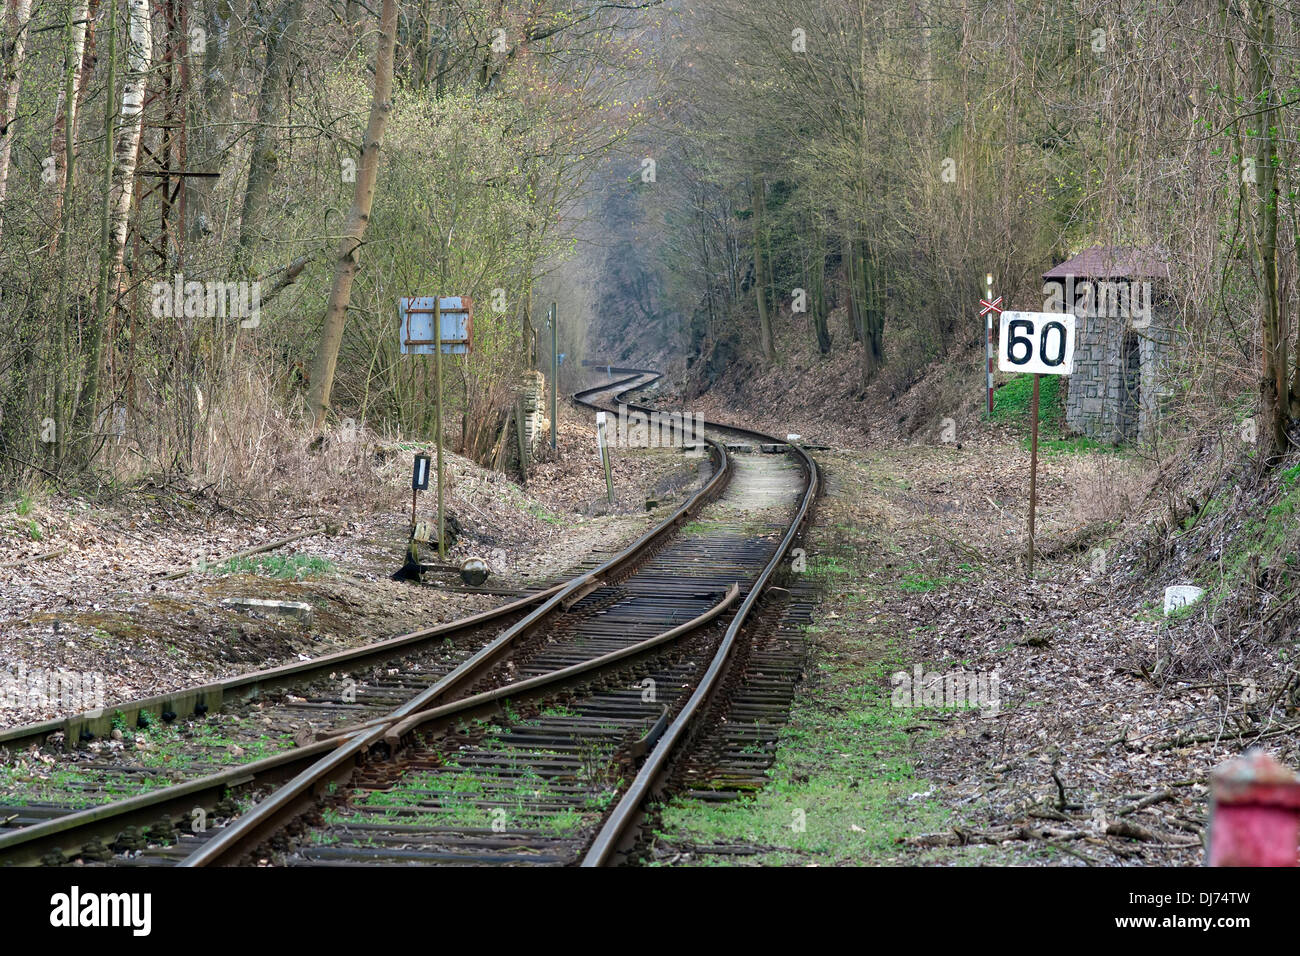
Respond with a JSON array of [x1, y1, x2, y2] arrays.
[[997, 311, 1076, 375]]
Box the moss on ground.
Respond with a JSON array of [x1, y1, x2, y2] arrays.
[[650, 455, 954, 865]]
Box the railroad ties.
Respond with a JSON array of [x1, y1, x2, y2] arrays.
[[0, 370, 820, 868], [282, 448, 805, 865]]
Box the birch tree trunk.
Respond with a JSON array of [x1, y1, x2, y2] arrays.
[[0, 0, 35, 241], [306, 0, 397, 426], [105, 0, 151, 283]]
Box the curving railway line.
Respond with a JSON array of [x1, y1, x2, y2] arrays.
[[0, 369, 819, 867]]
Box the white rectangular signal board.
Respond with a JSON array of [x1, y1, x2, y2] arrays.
[[997, 311, 1076, 376]]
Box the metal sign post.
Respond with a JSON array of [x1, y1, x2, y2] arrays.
[[596, 411, 614, 504], [550, 301, 558, 451], [434, 296, 445, 558], [979, 275, 1002, 418], [398, 295, 474, 562], [1027, 374, 1040, 576], [997, 310, 1077, 578]]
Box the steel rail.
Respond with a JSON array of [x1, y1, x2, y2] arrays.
[[178, 372, 733, 867], [0, 369, 807, 869], [0, 579, 569, 755], [0, 371, 725, 866], [2, 372, 666, 753], [579, 371, 821, 867]]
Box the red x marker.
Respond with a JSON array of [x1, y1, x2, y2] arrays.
[[979, 296, 1003, 316]]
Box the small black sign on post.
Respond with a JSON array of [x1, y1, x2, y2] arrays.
[[411, 452, 431, 528], [412, 453, 432, 490]]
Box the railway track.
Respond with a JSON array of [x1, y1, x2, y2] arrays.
[[0, 369, 818, 867]]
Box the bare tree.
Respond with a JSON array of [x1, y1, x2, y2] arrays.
[[0, 0, 35, 241], [237, 0, 303, 256], [306, 0, 397, 425]]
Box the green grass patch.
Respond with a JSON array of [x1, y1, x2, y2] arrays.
[[992, 373, 1062, 426], [898, 572, 945, 593], [218, 553, 336, 579], [1198, 460, 1300, 605], [652, 518, 950, 865], [995, 373, 1124, 456]]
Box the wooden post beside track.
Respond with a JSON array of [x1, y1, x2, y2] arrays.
[[1027, 372, 1040, 578], [434, 297, 446, 558]]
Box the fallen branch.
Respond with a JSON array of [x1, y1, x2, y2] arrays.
[[1151, 720, 1300, 751], [1117, 789, 1173, 817], [0, 546, 69, 569], [903, 819, 1200, 849]]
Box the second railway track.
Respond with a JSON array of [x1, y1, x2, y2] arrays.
[[0, 369, 819, 867]]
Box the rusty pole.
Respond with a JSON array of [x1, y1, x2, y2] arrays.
[[1027, 373, 1040, 578], [434, 297, 445, 558], [550, 302, 558, 451]]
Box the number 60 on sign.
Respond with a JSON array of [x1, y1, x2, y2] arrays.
[[998, 311, 1076, 376]]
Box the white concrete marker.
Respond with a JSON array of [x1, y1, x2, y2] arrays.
[[1164, 585, 1204, 615], [220, 598, 314, 625]]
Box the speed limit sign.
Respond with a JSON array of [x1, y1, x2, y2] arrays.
[[998, 311, 1076, 375]]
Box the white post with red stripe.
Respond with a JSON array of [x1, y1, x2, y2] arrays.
[[980, 274, 1002, 416]]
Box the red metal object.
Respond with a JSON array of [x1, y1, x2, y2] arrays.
[[1208, 750, 1300, 867]]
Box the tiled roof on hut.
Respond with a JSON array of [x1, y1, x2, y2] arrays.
[[1042, 245, 1170, 280]]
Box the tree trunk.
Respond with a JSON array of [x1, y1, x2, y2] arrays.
[[237, 0, 304, 257], [0, 0, 35, 242], [306, 0, 397, 426], [73, 0, 118, 458], [842, 231, 861, 343], [49, 0, 92, 464], [104, 0, 150, 283], [856, 238, 885, 385], [751, 174, 774, 361], [1290, 188, 1300, 416], [1248, 0, 1289, 459], [48, 0, 93, 245], [809, 217, 830, 353], [187, 0, 245, 241]]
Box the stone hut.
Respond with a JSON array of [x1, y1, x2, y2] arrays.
[[1042, 246, 1179, 443]]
